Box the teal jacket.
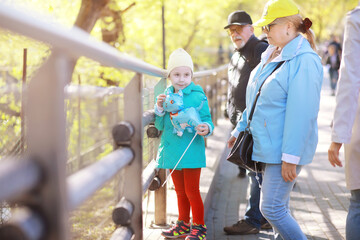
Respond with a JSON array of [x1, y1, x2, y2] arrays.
[[155, 82, 214, 169], [233, 35, 323, 165]]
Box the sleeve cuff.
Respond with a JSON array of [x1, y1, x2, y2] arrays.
[[231, 128, 240, 138], [204, 122, 213, 137], [331, 132, 350, 144], [154, 104, 165, 117], [281, 153, 300, 165]]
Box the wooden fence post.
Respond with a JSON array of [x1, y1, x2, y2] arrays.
[[21, 48, 27, 154], [26, 51, 70, 240], [121, 73, 143, 240], [152, 77, 167, 227]]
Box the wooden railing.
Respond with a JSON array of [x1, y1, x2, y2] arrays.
[[0, 3, 228, 240]]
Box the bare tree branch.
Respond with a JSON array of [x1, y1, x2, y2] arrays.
[[183, 19, 201, 51]]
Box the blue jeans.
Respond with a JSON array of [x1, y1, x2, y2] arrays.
[[346, 189, 360, 240], [260, 164, 306, 240], [244, 171, 268, 229], [329, 68, 339, 91]]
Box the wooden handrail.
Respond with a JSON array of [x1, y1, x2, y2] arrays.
[[0, 4, 167, 78], [67, 148, 133, 211], [0, 158, 41, 202]]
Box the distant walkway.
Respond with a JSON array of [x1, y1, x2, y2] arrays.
[[206, 84, 349, 240]]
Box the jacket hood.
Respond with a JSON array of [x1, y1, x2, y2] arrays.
[[261, 35, 319, 63], [168, 82, 203, 95]]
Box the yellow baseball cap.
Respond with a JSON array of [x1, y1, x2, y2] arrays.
[[253, 0, 300, 27]]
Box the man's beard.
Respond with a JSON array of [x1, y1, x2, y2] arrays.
[[233, 37, 245, 49]]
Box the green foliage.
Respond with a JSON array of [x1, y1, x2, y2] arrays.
[[298, 0, 358, 41], [2, 0, 359, 81]]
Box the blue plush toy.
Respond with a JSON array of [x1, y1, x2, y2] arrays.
[[163, 89, 206, 137]]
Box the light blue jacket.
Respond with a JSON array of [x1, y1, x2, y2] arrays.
[[232, 35, 323, 165], [155, 82, 214, 169]]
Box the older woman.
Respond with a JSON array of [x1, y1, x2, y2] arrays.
[[227, 0, 323, 239]]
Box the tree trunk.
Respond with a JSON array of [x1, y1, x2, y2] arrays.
[[74, 0, 110, 32], [67, 0, 110, 82]]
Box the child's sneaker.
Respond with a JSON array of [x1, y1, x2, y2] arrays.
[[185, 224, 207, 240], [161, 220, 191, 238]]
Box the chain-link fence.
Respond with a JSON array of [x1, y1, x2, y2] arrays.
[[0, 67, 162, 238], [0, 70, 24, 225], [66, 74, 160, 239]]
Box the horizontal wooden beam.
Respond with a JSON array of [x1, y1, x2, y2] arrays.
[[67, 148, 133, 211], [112, 197, 134, 226], [0, 4, 167, 78], [0, 207, 44, 240], [112, 122, 134, 147], [0, 158, 41, 202], [142, 160, 158, 195], [142, 110, 155, 128], [110, 227, 133, 240], [193, 64, 227, 78]]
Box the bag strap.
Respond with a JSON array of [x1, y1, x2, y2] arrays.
[[246, 61, 285, 127]]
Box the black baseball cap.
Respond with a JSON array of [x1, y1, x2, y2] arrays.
[[224, 10, 252, 29]]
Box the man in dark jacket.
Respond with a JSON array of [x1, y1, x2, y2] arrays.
[[225, 10, 268, 179], [223, 10, 271, 235], [226, 11, 267, 127]]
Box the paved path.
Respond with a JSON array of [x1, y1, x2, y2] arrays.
[[206, 84, 349, 240], [143, 80, 350, 240]]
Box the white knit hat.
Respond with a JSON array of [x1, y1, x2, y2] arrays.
[[167, 48, 194, 76]]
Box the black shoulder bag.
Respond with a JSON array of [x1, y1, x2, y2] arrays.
[[226, 61, 285, 173]]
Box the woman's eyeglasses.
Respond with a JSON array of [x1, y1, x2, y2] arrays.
[[262, 23, 277, 32]]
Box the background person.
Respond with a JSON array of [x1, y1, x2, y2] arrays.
[[222, 10, 271, 235], [324, 43, 341, 96], [328, 34, 342, 58], [328, 3, 360, 240]]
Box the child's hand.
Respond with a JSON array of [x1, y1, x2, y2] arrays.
[[156, 94, 166, 108], [196, 124, 209, 136]]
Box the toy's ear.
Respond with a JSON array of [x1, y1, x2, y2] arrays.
[[178, 89, 183, 97]]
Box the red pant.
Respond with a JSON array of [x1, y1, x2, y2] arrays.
[[171, 168, 204, 225]]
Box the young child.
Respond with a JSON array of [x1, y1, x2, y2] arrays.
[[154, 48, 214, 240]]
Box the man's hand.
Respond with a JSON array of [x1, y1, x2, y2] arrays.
[[282, 162, 297, 182], [328, 142, 343, 167], [227, 136, 236, 148]]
